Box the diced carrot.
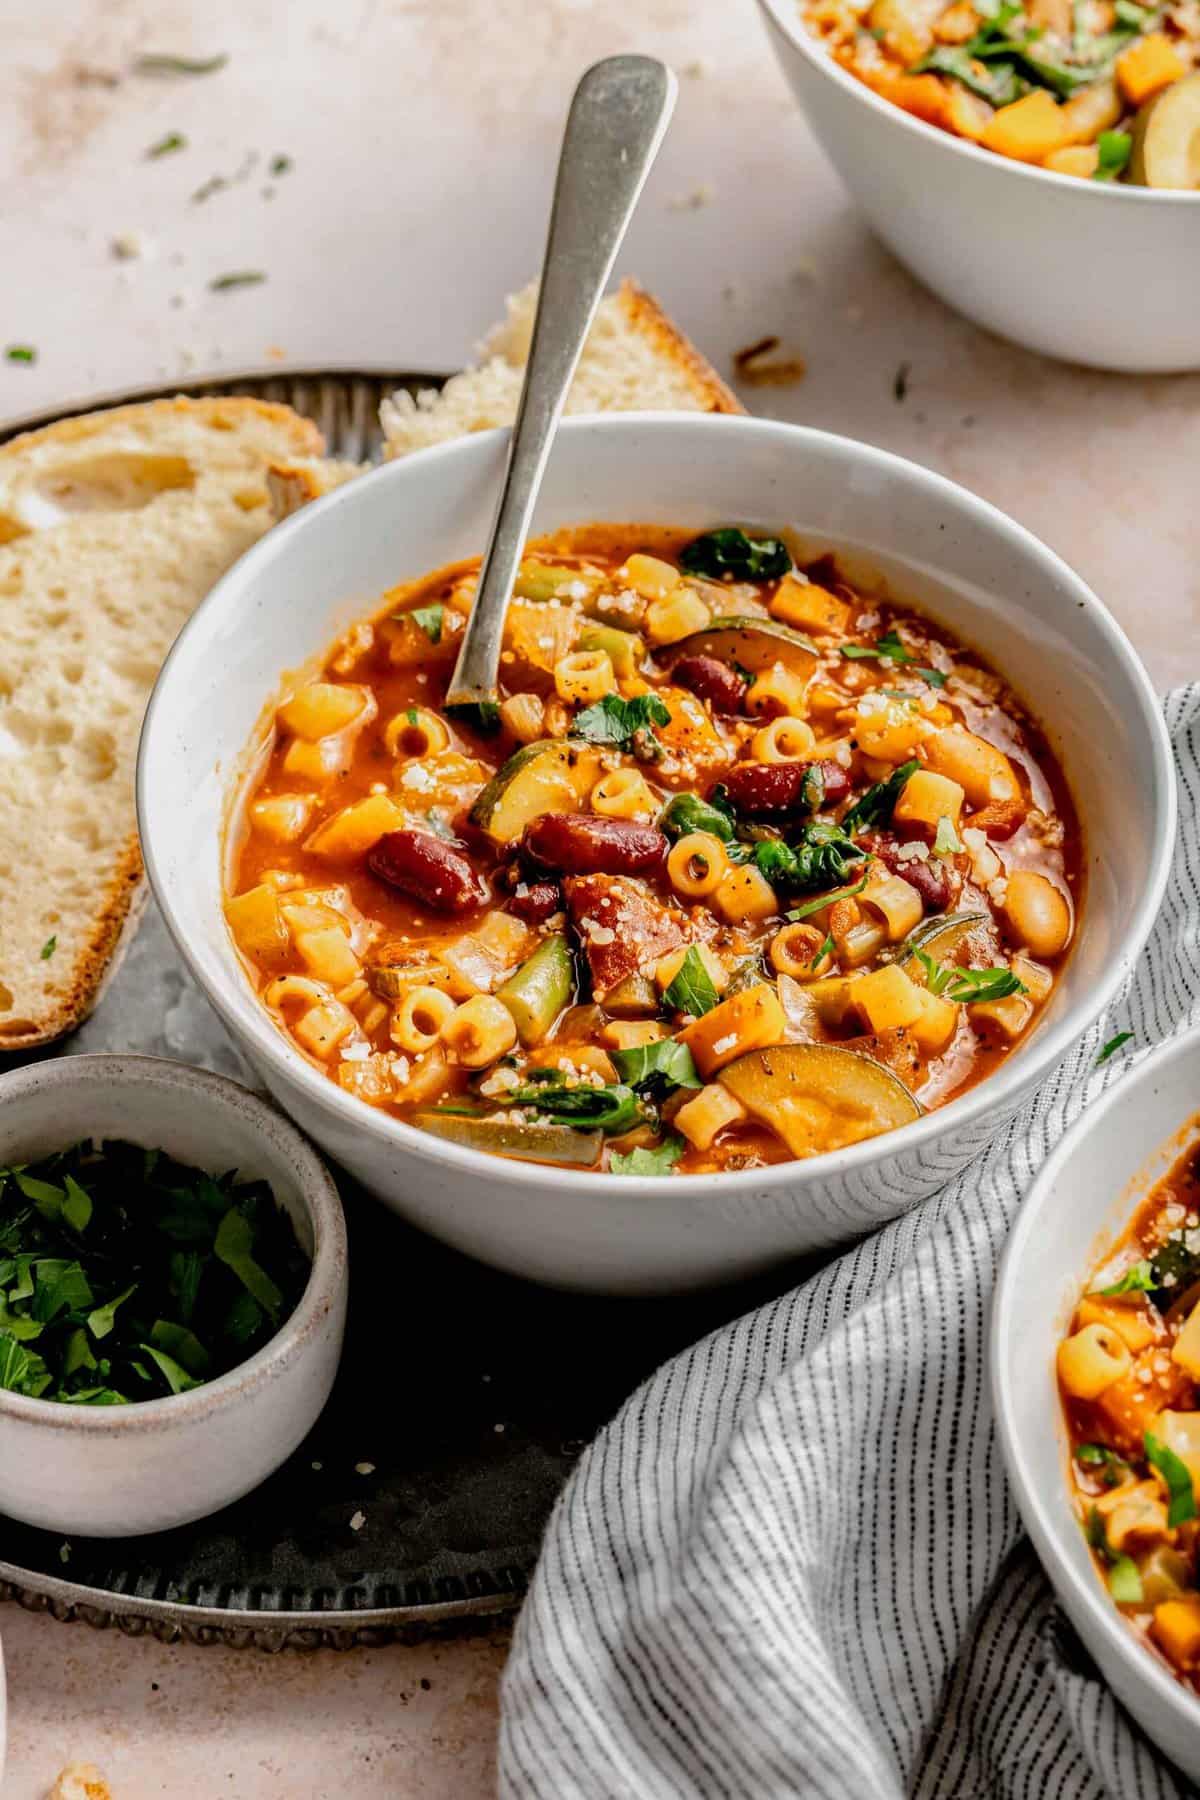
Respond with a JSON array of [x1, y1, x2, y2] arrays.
[[1153, 1597, 1200, 1668], [980, 91, 1071, 162], [1117, 32, 1186, 105]]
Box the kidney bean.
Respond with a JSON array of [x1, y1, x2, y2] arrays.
[[670, 654, 747, 715], [367, 829, 489, 914], [508, 879, 563, 925], [522, 812, 667, 876], [862, 830, 958, 913], [720, 758, 850, 817]]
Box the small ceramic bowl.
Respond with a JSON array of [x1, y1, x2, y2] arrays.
[[0, 1055, 348, 1538], [993, 1025, 1200, 1782], [755, 0, 1200, 371]]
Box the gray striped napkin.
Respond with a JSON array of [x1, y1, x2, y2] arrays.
[[499, 688, 1199, 1800]]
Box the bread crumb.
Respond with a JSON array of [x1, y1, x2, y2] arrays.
[[733, 336, 807, 388], [354, 1461, 376, 1476], [349, 1510, 366, 1531], [49, 1765, 113, 1800], [111, 230, 154, 261], [667, 185, 714, 211]]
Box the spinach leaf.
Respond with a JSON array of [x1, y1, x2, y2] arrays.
[[679, 528, 792, 583], [610, 1137, 686, 1176], [660, 791, 737, 842], [662, 947, 720, 1017], [508, 1071, 642, 1134], [842, 760, 921, 836], [755, 822, 867, 893], [611, 1038, 702, 1096], [569, 692, 672, 749], [214, 1208, 284, 1323]]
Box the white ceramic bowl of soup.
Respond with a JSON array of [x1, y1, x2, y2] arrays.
[[754, 0, 1200, 372], [137, 413, 1173, 1294], [993, 1027, 1200, 1781]]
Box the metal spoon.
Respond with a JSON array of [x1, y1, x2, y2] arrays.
[[445, 54, 677, 714]]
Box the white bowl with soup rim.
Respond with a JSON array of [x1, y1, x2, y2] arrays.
[[754, 0, 1200, 372], [137, 413, 1174, 1294], [993, 1027, 1200, 1782]]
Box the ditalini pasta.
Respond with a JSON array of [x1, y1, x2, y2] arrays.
[[225, 525, 1079, 1175]]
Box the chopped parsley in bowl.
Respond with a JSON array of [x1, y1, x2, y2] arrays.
[[0, 1139, 310, 1406]]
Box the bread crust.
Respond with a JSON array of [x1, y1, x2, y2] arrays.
[[615, 280, 744, 415], [0, 396, 323, 1050]]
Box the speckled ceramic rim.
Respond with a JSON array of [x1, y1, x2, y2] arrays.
[[139, 412, 1177, 1206], [0, 1054, 347, 1434], [757, 0, 1200, 203], [992, 1024, 1200, 1747]]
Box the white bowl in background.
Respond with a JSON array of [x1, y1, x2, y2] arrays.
[[0, 1055, 347, 1537], [993, 1026, 1200, 1781], [755, 0, 1200, 372], [138, 413, 1174, 1293]]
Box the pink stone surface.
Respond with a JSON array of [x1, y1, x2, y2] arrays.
[[2, 0, 1198, 1791]]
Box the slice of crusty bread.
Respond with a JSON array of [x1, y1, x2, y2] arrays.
[[379, 278, 741, 456], [0, 396, 322, 1049]]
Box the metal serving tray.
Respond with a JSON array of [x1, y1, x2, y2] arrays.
[[0, 373, 799, 1648]]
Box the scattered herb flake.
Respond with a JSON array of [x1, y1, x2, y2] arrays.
[[913, 952, 1026, 1004], [5, 346, 36, 365], [147, 131, 187, 158], [134, 52, 229, 75], [811, 930, 836, 969], [1097, 1031, 1134, 1065], [411, 602, 444, 645], [39, 935, 57, 960], [893, 362, 911, 402], [269, 154, 293, 176], [209, 270, 266, 291], [787, 873, 870, 921]]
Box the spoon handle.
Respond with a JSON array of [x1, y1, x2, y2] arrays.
[[445, 54, 677, 709]]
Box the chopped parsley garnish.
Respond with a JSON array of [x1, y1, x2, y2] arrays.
[[841, 632, 946, 687], [610, 1137, 686, 1176], [787, 873, 870, 921], [756, 822, 867, 893], [660, 791, 737, 843], [678, 528, 792, 583], [569, 691, 671, 750], [842, 760, 920, 835], [1097, 1260, 1155, 1296], [1096, 1031, 1134, 1065], [147, 131, 187, 158], [611, 1038, 701, 1096], [133, 52, 229, 75], [39, 936, 57, 961], [5, 345, 36, 365], [811, 931, 835, 969], [915, 0, 1144, 104], [410, 602, 444, 644], [914, 952, 1026, 1003], [1145, 1430, 1197, 1527], [506, 1071, 641, 1134], [209, 270, 267, 291], [662, 947, 721, 1018], [1094, 131, 1132, 181], [0, 1140, 308, 1405], [933, 816, 964, 857]]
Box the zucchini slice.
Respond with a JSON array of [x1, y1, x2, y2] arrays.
[[717, 1042, 921, 1158], [895, 910, 992, 974], [669, 616, 818, 680], [413, 1112, 603, 1165], [469, 739, 598, 845]]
